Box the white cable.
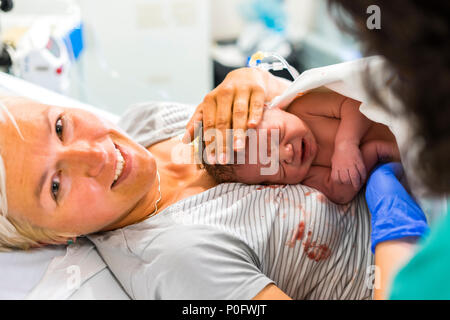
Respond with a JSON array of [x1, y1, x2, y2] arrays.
[[147, 170, 162, 219]]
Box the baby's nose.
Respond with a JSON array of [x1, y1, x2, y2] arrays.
[[280, 143, 294, 164]]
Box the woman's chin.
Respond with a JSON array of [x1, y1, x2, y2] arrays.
[[139, 150, 159, 192]]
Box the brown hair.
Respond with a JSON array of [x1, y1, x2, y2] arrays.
[[328, 0, 450, 194], [203, 162, 236, 184]]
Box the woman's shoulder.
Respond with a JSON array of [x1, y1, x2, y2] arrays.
[[117, 101, 196, 147], [89, 219, 259, 271], [118, 101, 195, 129]]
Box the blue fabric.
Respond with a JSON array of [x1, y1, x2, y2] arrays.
[[241, 0, 286, 32], [365, 163, 429, 253], [63, 22, 84, 60]]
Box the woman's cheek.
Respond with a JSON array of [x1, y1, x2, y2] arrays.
[[70, 183, 118, 227], [74, 181, 105, 205]]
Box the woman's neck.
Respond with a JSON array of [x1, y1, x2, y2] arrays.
[[100, 173, 163, 231], [154, 157, 217, 212], [123, 137, 218, 226]]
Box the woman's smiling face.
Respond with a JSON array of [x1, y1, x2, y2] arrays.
[[0, 99, 158, 237]]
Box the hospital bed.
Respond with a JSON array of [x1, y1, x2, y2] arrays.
[[0, 71, 130, 299], [1, 57, 446, 299]]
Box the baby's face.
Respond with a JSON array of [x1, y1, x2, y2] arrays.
[[233, 108, 317, 184]]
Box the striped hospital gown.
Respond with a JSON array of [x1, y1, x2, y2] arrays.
[[88, 102, 374, 300]]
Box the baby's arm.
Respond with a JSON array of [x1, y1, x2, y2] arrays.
[[331, 97, 372, 189], [290, 90, 372, 189], [302, 166, 358, 205], [303, 140, 401, 204]]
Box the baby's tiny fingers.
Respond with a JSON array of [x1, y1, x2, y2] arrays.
[[349, 167, 362, 190], [338, 169, 352, 185], [331, 168, 340, 183], [356, 162, 367, 183]]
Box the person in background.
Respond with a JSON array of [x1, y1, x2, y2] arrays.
[[330, 0, 450, 299]]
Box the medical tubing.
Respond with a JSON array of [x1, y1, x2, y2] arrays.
[[247, 51, 300, 80]]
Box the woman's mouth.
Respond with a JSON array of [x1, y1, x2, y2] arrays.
[[113, 146, 125, 182], [111, 144, 131, 188]]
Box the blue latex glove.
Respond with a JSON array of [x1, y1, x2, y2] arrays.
[[365, 162, 429, 253]]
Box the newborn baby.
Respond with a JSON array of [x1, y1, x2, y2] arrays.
[[204, 88, 400, 204]]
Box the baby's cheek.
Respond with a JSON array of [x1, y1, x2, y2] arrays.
[[233, 164, 266, 184], [284, 166, 308, 184]]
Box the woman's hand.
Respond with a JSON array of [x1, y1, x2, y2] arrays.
[[182, 67, 290, 164], [365, 162, 429, 253]]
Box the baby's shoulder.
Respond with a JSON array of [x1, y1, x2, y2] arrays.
[[286, 96, 311, 117]]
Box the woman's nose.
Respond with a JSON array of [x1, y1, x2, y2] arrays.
[[60, 141, 107, 177], [280, 143, 294, 164]]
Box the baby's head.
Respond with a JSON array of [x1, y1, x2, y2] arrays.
[[204, 108, 317, 185]]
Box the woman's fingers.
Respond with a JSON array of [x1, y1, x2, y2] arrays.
[[202, 94, 218, 164], [232, 88, 251, 151], [184, 68, 270, 164], [248, 87, 266, 128], [215, 85, 234, 164], [182, 105, 203, 144]]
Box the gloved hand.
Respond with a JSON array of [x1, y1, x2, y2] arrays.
[[365, 162, 429, 253]]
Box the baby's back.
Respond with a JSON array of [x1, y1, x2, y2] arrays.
[[286, 91, 399, 204], [288, 101, 396, 168]]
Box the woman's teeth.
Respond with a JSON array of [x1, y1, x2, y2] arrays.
[[114, 146, 125, 182]]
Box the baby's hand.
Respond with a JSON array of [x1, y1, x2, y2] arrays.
[[331, 142, 367, 190]]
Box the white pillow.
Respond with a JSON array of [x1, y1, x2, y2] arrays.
[[25, 238, 129, 300], [0, 245, 67, 299]]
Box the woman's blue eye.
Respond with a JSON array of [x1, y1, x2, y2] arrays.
[[51, 176, 60, 201], [55, 117, 64, 140]]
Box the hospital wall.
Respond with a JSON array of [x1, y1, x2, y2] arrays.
[[73, 0, 212, 114], [1, 0, 361, 116]]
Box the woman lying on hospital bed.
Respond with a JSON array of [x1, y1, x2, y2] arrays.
[[0, 68, 375, 299]]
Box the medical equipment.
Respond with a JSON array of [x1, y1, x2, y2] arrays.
[[5, 22, 72, 93], [0, 1, 13, 69], [247, 50, 300, 82], [0, 0, 83, 94], [0, 0, 12, 12]]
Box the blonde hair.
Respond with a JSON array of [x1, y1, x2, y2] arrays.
[[0, 96, 74, 251]]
